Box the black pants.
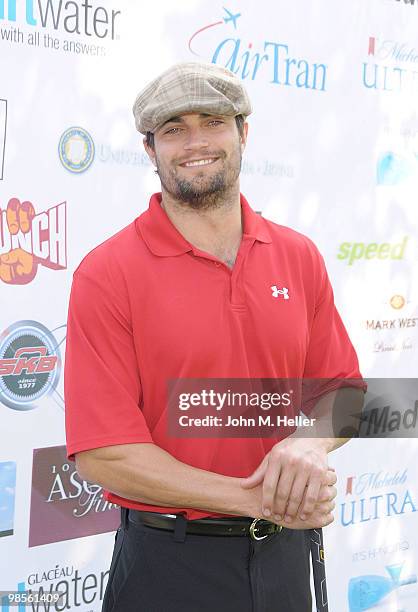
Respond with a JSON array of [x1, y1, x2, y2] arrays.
[[102, 510, 312, 612]]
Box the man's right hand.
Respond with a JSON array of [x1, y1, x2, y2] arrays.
[[245, 468, 337, 530]]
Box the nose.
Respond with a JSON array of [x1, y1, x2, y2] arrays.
[[183, 127, 209, 150]]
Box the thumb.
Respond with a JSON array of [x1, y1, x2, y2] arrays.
[[240, 455, 269, 489]]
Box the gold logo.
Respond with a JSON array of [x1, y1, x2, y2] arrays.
[[390, 295, 406, 310]]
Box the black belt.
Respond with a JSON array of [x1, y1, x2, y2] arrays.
[[128, 510, 283, 541]]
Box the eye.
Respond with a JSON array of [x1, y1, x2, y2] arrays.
[[207, 120, 224, 127], [164, 127, 182, 135]]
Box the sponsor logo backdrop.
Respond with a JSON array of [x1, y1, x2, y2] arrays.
[[1, 0, 417, 610]]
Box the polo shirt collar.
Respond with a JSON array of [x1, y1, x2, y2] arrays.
[[137, 192, 272, 257], [240, 193, 272, 244]]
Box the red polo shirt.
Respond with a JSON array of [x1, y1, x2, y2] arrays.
[[65, 193, 362, 518]]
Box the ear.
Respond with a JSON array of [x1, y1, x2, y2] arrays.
[[143, 137, 157, 167], [240, 122, 249, 152]]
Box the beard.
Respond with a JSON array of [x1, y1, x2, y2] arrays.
[[155, 144, 242, 211]]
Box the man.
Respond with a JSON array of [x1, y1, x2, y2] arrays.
[[65, 62, 363, 612]]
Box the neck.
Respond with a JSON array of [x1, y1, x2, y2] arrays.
[[160, 184, 243, 266]]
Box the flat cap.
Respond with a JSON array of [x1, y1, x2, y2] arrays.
[[133, 62, 252, 134]]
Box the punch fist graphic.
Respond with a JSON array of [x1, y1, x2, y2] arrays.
[[0, 198, 37, 284]]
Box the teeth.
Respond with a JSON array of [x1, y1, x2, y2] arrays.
[[183, 158, 215, 167]]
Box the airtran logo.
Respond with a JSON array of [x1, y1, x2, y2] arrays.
[[337, 237, 408, 265], [188, 7, 327, 91], [0, 0, 121, 40]]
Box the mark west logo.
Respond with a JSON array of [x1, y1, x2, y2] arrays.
[[0, 0, 121, 39], [365, 317, 417, 330], [188, 7, 327, 91], [0, 99, 6, 180], [0, 197, 66, 284], [0, 320, 63, 411], [363, 296, 416, 352]]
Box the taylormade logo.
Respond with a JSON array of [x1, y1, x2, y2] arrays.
[[0, 0, 121, 39]]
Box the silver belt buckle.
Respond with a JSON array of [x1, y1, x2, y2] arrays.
[[249, 518, 269, 541]]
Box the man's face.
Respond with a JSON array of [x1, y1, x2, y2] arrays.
[[144, 113, 247, 210]]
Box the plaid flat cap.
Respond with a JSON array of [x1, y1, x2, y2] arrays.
[[133, 62, 252, 134]]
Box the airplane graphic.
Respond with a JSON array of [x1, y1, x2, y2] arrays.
[[223, 7, 241, 29], [188, 7, 242, 56]]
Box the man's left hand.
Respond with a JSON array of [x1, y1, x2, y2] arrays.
[[241, 437, 330, 523]]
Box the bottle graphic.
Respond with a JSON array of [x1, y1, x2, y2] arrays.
[[348, 563, 416, 611]]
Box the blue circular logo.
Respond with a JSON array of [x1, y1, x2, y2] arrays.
[[58, 127, 95, 173]]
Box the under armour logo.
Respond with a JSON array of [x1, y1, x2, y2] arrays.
[[271, 285, 289, 299]]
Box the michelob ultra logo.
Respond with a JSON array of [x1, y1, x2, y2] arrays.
[[0, 197, 66, 284], [337, 237, 408, 265]]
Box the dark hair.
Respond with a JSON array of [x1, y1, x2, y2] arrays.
[[145, 114, 246, 150]]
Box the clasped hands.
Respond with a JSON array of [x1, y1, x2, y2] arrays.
[[241, 437, 336, 530]]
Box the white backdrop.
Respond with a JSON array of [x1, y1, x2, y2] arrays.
[[1, 1, 417, 610]]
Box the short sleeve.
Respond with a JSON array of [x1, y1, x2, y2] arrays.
[[302, 252, 365, 414], [65, 271, 153, 461]]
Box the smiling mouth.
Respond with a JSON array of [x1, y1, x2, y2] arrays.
[[179, 158, 219, 168]]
